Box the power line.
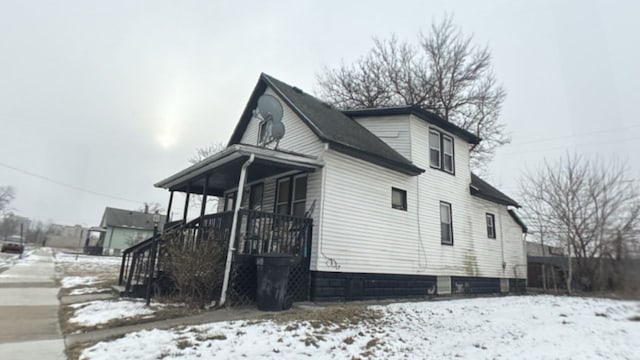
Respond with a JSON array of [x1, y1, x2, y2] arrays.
[[499, 136, 640, 156], [508, 123, 640, 147], [0, 160, 144, 205]]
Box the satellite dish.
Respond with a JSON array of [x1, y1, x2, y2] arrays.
[[257, 95, 283, 123], [271, 121, 285, 140]]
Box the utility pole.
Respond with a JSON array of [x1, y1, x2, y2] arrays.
[[19, 223, 24, 259]]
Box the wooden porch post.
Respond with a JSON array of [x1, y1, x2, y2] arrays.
[[165, 191, 174, 223], [183, 184, 191, 224], [200, 175, 209, 219]]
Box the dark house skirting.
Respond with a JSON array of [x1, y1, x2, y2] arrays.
[[311, 271, 526, 302]]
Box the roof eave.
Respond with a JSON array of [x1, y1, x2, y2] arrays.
[[344, 106, 481, 144], [328, 141, 424, 176], [470, 188, 521, 208]]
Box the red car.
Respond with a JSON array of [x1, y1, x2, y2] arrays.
[[1, 241, 24, 254]]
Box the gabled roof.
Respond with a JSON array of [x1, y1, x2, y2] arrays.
[[100, 207, 165, 230], [470, 173, 520, 208], [508, 209, 528, 234], [228, 73, 424, 176], [344, 106, 481, 144]]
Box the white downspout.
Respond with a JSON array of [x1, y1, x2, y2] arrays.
[[219, 153, 254, 306]]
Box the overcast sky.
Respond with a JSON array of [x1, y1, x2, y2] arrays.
[[1, 0, 638, 226]]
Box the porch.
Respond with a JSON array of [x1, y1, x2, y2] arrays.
[[118, 144, 321, 306]]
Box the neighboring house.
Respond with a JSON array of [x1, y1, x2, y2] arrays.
[[526, 240, 568, 289], [100, 207, 165, 256], [124, 73, 527, 302]]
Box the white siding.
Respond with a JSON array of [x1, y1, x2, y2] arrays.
[[353, 115, 412, 160], [240, 87, 325, 156], [315, 149, 420, 273], [470, 197, 528, 279], [312, 116, 526, 279]]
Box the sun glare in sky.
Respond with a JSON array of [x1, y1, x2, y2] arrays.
[[156, 117, 181, 149]]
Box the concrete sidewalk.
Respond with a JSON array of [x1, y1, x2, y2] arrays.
[[0, 248, 65, 359]]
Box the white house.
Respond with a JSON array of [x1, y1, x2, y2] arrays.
[[125, 73, 527, 303]]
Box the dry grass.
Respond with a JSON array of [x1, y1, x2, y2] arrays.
[[265, 304, 383, 327]]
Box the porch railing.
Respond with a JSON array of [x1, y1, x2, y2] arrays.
[[236, 209, 312, 258], [118, 209, 312, 297]]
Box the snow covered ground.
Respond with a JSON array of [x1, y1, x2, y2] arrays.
[[55, 252, 121, 275], [55, 251, 121, 294], [69, 299, 160, 327], [80, 295, 639, 360]]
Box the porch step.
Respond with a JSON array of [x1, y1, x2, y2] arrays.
[[111, 285, 126, 296]]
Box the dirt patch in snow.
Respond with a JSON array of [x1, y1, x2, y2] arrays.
[[265, 303, 384, 326]]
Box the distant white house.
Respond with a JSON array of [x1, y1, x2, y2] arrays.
[[144, 73, 527, 302]]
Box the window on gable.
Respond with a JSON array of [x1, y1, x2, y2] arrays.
[[391, 187, 407, 211], [430, 129, 455, 174], [429, 130, 441, 168], [257, 121, 268, 145], [486, 213, 496, 239], [440, 201, 453, 245]]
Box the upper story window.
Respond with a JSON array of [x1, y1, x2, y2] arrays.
[[429, 129, 455, 175], [391, 187, 407, 211], [486, 213, 496, 239], [429, 130, 441, 168], [257, 121, 268, 145]]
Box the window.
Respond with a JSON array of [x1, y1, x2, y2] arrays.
[[440, 201, 453, 245], [257, 121, 268, 145], [275, 174, 308, 217], [249, 183, 264, 211], [442, 135, 454, 173], [291, 175, 307, 217], [429, 130, 441, 168], [224, 192, 236, 212], [486, 213, 496, 239], [391, 187, 407, 211], [275, 178, 290, 215], [429, 129, 455, 174]]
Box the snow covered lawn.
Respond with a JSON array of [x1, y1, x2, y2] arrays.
[[61, 276, 100, 288], [55, 251, 122, 295], [80, 295, 639, 360], [69, 299, 161, 328]]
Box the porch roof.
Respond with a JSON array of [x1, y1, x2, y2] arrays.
[[154, 144, 322, 196]]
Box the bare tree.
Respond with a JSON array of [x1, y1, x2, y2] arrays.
[[189, 142, 227, 165], [0, 185, 15, 216], [137, 202, 165, 214], [317, 16, 509, 169], [520, 154, 640, 293], [186, 142, 226, 215]]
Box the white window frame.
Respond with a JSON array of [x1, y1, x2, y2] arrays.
[[429, 130, 441, 169], [486, 213, 496, 239], [391, 187, 407, 211], [442, 134, 454, 174], [440, 201, 453, 245]]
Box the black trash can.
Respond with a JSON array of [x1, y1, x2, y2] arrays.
[[255, 254, 296, 311]]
